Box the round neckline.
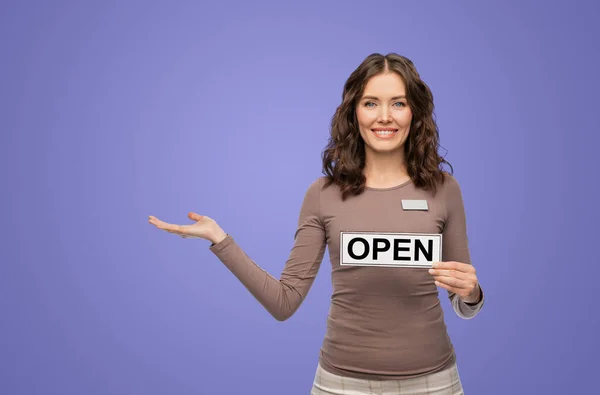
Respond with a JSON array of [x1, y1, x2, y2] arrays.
[[364, 178, 413, 191]]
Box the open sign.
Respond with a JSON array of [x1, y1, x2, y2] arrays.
[[340, 232, 442, 268]]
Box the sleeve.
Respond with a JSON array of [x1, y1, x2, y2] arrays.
[[208, 178, 327, 321], [441, 174, 485, 320]]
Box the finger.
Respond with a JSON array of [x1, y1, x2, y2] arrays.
[[149, 217, 165, 228], [149, 216, 171, 229], [432, 261, 459, 270], [432, 276, 470, 289], [434, 280, 458, 294], [428, 268, 470, 280], [188, 212, 203, 222], [149, 215, 168, 224], [169, 224, 188, 234], [432, 261, 475, 273], [150, 218, 185, 234]]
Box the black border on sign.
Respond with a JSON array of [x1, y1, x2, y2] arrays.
[[339, 231, 443, 269]]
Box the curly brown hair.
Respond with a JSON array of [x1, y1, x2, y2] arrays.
[[321, 53, 453, 200]]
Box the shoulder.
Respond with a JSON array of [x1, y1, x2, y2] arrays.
[[302, 176, 341, 208], [438, 172, 467, 212], [301, 176, 328, 202], [297, 176, 331, 218], [440, 171, 461, 192], [305, 176, 334, 194], [434, 171, 464, 203]]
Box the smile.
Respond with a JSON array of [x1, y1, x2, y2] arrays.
[[371, 129, 398, 139]]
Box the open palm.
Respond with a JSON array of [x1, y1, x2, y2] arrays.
[[148, 212, 218, 240]]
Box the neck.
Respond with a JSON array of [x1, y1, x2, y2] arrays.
[[363, 150, 409, 188]]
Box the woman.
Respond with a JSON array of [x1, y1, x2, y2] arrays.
[[149, 53, 484, 394]]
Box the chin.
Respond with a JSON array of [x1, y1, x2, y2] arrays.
[[370, 137, 406, 151], [368, 143, 404, 155], [378, 148, 404, 155]]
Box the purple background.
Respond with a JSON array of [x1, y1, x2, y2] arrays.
[[2, 1, 599, 394]]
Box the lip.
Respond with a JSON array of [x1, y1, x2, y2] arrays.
[[371, 128, 398, 139]]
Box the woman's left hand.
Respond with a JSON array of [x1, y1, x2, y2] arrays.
[[429, 261, 481, 303]]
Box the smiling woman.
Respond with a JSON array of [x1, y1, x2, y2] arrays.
[[322, 53, 451, 200], [356, 74, 413, 176], [358, 75, 412, 148], [149, 52, 484, 395]]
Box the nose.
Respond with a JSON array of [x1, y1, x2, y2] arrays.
[[378, 107, 391, 123]]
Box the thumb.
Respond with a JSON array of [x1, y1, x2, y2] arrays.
[[188, 212, 203, 222]]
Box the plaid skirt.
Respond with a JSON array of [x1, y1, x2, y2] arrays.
[[310, 362, 464, 395]]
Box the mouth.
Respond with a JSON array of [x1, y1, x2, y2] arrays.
[[371, 128, 398, 139]]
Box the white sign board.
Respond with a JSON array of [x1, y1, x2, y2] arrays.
[[340, 232, 442, 268]]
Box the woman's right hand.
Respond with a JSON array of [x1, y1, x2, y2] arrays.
[[148, 212, 228, 245]]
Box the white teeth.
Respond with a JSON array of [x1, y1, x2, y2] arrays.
[[374, 130, 396, 135]]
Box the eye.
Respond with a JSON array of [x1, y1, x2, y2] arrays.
[[365, 101, 376, 108], [393, 101, 406, 107]]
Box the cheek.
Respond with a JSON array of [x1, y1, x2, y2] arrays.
[[356, 109, 376, 127], [395, 110, 413, 127]]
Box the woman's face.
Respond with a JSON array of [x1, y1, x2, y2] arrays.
[[355, 72, 413, 156]]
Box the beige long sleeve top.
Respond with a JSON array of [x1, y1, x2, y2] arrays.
[[209, 174, 484, 380]]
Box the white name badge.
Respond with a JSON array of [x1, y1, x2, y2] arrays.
[[340, 232, 442, 268], [401, 199, 428, 210]]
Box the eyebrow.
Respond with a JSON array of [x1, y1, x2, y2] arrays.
[[361, 95, 406, 101]]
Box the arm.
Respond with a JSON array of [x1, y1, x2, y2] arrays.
[[441, 175, 485, 320], [208, 179, 327, 321]]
